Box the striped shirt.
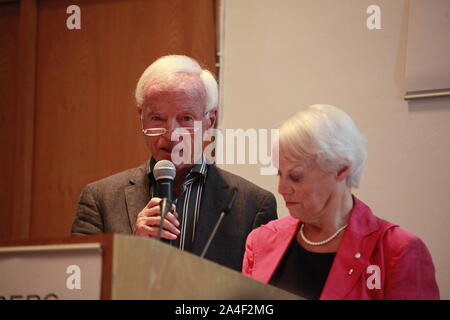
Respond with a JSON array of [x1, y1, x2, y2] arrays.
[[148, 156, 208, 252]]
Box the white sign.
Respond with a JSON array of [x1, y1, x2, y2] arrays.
[[0, 244, 102, 300]]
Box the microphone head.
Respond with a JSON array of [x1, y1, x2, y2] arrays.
[[223, 187, 238, 215], [153, 160, 176, 181]]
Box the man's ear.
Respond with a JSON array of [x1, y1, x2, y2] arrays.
[[336, 165, 350, 182], [137, 106, 142, 117], [207, 108, 218, 129]]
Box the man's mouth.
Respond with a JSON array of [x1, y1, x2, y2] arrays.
[[160, 146, 186, 159]]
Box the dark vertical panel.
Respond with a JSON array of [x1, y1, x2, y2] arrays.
[[0, 1, 20, 240], [0, 0, 37, 241]]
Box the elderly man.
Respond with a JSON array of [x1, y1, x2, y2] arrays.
[[71, 55, 277, 271]]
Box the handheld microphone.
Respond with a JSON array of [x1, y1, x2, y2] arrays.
[[200, 187, 238, 258], [153, 160, 176, 202], [153, 160, 176, 240]]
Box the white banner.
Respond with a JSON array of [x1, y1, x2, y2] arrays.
[[0, 243, 102, 300]]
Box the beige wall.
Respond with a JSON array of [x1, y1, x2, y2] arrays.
[[219, 0, 449, 299]]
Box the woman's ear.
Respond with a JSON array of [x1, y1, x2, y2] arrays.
[[137, 106, 142, 117], [336, 165, 350, 182]]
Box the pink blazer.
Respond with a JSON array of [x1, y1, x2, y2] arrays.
[[242, 196, 440, 300]]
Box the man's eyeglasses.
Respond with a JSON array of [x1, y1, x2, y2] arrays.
[[142, 127, 198, 137], [141, 111, 210, 137]]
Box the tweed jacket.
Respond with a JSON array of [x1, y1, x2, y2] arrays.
[[72, 163, 278, 271]]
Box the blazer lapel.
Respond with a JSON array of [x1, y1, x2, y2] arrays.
[[125, 163, 151, 232], [257, 217, 300, 283], [320, 196, 381, 300], [192, 165, 229, 255]]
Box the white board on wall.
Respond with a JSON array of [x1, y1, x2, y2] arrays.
[[405, 0, 450, 99]]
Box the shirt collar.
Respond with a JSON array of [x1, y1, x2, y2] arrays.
[[147, 154, 208, 180]]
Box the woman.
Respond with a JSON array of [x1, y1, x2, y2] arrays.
[[242, 104, 440, 300]]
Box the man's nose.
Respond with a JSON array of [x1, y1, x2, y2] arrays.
[[168, 118, 182, 130], [162, 118, 182, 137]]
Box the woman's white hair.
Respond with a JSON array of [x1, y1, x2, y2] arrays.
[[279, 104, 368, 188], [135, 55, 218, 112]]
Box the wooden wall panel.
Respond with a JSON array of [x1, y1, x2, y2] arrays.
[[30, 0, 217, 239], [0, 1, 20, 240], [0, 0, 37, 241]]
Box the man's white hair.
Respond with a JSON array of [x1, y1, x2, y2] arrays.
[[279, 104, 368, 188], [135, 55, 218, 112]]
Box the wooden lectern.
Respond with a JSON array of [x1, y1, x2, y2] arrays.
[[0, 234, 300, 300]]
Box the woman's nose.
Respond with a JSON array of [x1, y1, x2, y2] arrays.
[[278, 178, 293, 196]]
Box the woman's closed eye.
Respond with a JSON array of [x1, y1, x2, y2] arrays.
[[289, 174, 302, 182]]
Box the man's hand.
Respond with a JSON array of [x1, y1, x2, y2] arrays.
[[133, 197, 180, 240]]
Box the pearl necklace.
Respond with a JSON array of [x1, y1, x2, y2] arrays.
[[299, 223, 348, 246]]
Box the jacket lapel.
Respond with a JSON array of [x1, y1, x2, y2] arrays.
[[320, 197, 381, 300], [257, 217, 300, 283], [192, 165, 229, 255], [125, 163, 151, 232]]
